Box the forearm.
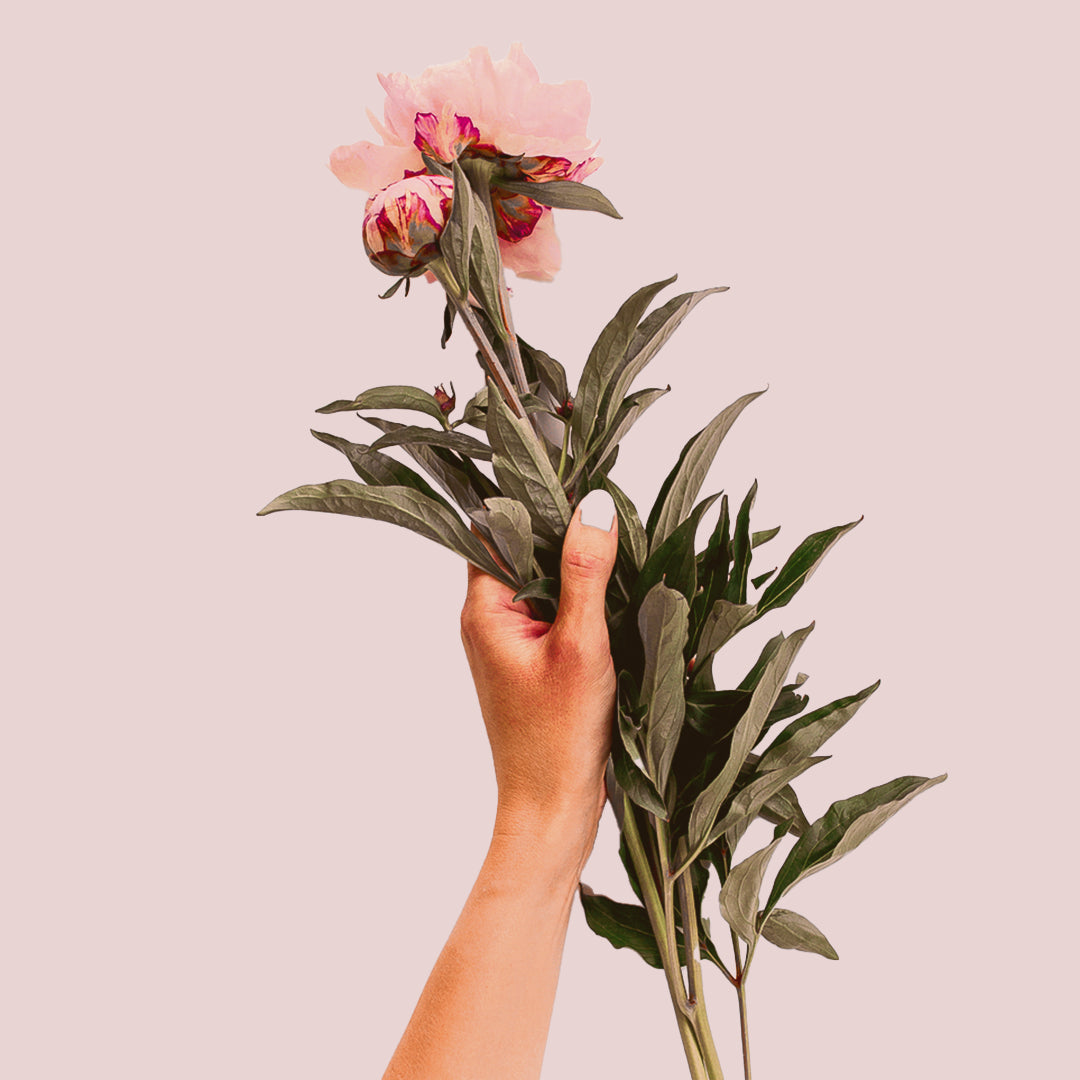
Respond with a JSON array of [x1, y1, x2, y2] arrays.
[[382, 805, 600, 1080]]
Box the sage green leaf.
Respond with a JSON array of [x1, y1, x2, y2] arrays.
[[687, 624, 813, 854], [458, 386, 488, 429], [761, 784, 811, 837], [751, 568, 776, 590], [737, 633, 784, 692], [495, 178, 622, 218], [362, 416, 497, 512], [439, 159, 475, 297], [723, 481, 757, 604], [467, 198, 506, 335], [579, 887, 664, 968], [695, 599, 756, 669], [759, 681, 881, 772], [638, 582, 690, 795], [719, 837, 784, 945], [756, 517, 862, 619], [518, 338, 569, 405], [486, 382, 571, 543], [760, 908, 839, 960], [601, 287, 729, 433], [512, 577, 558, 603], [572, 385, 670, 484], [482, 497, 534, 584], [612, 691, 668, 819], [369, 425, 494, 460], [765, 774, 948, 915], [316, 385, 448, 425], [309, 430, 452, 509], [752, 526, 781, 548], [633, 493, 720, 609], [378, 275, 406, 300], [646, 390, 765, 553], [256, 480, 516, 589], [706, 757, 828, 849], [572, 276, 678, 461], [601, 476, 648, 572]]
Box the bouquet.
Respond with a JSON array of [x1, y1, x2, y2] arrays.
[[259, 45, 945, 1080]]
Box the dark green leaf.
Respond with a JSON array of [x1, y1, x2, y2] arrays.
[[512, 577, 559, 603], [378, 276, 406, 300], [633, 492, 720, 609], [638, 582, 690, 795], [256, 480, 516, 588], [765, 774, 948, 915], [751, 568, 776, 590], [601, 476, 648, 573], [316, 385, 448, 425], [309, 430, 453, 509], [440, 298, 455, 347], [752, 526, 781, 548], [759, 681, 881, 772], [723, 481, 757, 604], [600, 287, 729, 433], [579, 887, 664, 968], [687, 625, 814, 853], [760, 908, 839, 959], [646, 390, 765, 553], [571, 385, 670, 484], [495, 178, 622, 218], [756, 518, 862, 619], [369, 425, 494, 460], [572, 276, 678, 461], [695, 599, 756, 670], [486, 382, 571, 543]]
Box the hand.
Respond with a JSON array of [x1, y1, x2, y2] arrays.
[[460, 489, 619, 851]]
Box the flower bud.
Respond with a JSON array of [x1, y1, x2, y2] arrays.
[[433, 382, 456, 415], [555, 397, 574, 418], [363, 174, 455, 276]]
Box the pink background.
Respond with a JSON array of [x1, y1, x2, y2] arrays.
[[4, 2, 1076, 1077]]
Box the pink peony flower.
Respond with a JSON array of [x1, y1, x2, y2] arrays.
[[362, 174, 455, 277], [330, 44, 601, 282]]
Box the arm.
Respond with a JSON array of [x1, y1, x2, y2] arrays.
[[382, 489, 619, 1080]]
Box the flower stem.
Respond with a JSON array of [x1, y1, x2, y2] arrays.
[[731, 930, 752, 1080]]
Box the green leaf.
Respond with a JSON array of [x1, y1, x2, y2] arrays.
[[633, 492, 720, 610], [316, 385, 448, 426], [362, 416, 497, 512], [600, 287, 729, 433], [695, 599, 756, 672], [309, 430, 453, 509], [760, 908, 839, 960], [751, 568, 776, 590], [719, 837, 784, 945], [256, 480, 516, 589], [572, 276, 678, 462], [512, 577, 558, 603], [485, 381, 571, 544], [638, 582, 690, 796], [759, 681, 881, 772], [518, 338, 569, 405], [756, 518, 862, 619], [752, 526, 781, 548], [579, 887, 664, 968], [571, 385, 670, 484], [495, 178, 622, 219], [612, 679, 668, 820], [761, 784, 811, 837], [706, 757, 827, 850], [439, 159, 475, 298], [369, 425, 494, 460], [723, 481, 757, 604], [646, 390, 765, 553], [479, 497, 534, 585], [687, 625, 814, 854], [764, 774, 948, 915], [601, 476, 648, 573]]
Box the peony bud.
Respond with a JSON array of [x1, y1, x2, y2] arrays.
[[433, 382, 456, 415], [555, 397, 574, 418], [363, 174, 455, 277]]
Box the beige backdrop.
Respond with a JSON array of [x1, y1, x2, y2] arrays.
[[4, 1, 1076, 1077]]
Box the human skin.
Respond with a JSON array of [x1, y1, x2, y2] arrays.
[[382, 489, 619, 1080]]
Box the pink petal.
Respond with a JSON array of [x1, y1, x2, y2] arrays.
[[499, 209, 561, 283], [328, 141, 422, 192]]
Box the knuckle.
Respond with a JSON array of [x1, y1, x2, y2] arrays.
[[562, 547, 609, 577]]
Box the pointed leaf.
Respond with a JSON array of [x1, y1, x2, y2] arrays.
[[572, 276, 677, 460], [719, 837, 783, 944], [485, 382, 570, 543], [481, 497, 534, 584], [695, 599, 756, 670], [723, 481, 757, 604], [256, 480, 516, 588], [572, 385, 670, 484], [759, 681, 881, 772], [761, 784, 811, 837], [765, 774, 948, 914], [612, 685, 668, 820], [751, 568, 776, 590], [647, 390, 765, 553], [316, 385, 447, 425], [512, 577, 558, 604], [601, 476, 648, 572], [439, 159, 475, 297], [752, 526, 781, 548], [687, 625, 813, 853], [638, 583, 690, 795], [633, 493, 720, 609], [756, 518, 862, 619], [369, 424, 493, 460], [579, 888, 664, 968], [495, 178, 622, 218], [518, 338, 569, 405], [760, 908, 839, 959]]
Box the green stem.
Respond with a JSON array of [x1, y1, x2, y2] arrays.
[[621, 797, 709, 1080], [556, 415, 572, 483], [731, 930, 752, 1080]]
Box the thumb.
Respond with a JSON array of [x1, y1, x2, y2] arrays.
[[554, 489, 619, 641]]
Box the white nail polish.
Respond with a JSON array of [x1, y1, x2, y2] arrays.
[[578, 489, 616, 531]]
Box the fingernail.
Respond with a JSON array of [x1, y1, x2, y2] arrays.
[[577, 489, 616, 531]]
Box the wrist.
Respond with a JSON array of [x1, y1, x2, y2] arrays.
[[491, 793, 604, 888]]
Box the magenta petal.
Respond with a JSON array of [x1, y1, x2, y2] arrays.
[[413, 110, 480, 163]]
